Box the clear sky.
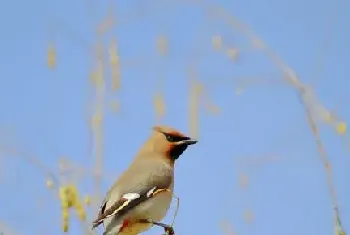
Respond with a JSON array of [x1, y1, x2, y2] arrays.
[[0, 0, 349, 235]]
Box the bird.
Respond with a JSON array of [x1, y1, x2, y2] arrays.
[[92, 125, 197, 235]]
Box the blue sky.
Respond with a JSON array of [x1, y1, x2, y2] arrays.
[[0, 0, 349, 235]]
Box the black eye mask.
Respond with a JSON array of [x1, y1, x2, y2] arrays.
[[164, 133, 190, 143]]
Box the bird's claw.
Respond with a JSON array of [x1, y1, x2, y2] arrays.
[[163, 226, 175, 235], [138, 219, 175, 235]]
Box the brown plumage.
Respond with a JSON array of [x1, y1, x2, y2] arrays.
[[92, 125, 197, 235]]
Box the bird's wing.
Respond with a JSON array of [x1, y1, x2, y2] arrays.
[[92, 185, 170, 228], [94, 197, 107, 228], [92, 161, 172, 229]]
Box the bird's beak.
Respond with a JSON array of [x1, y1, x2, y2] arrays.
[[176, 138, 198, 146]]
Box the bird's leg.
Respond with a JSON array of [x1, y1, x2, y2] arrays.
[[138, 219, 175, 235], [152, 222, 174, 235]]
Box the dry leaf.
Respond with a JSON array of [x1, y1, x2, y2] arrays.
[[189, 81, 202, 138], [47, 44, 56, 69], [252, 38, 265, 49], [108, 39, 120, 91], [239, 174, 249, 189], [226, 47, 239, 61], [156, 35, 168, 56], [45, 178, 54, 189], [204, 102, 221, 115], [219, 220, 236, 235], [153, 92, 165, 120], [243, 208, 254, 223], [212, 35, 223, 50]]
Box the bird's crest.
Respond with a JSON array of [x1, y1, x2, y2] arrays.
[[152, 125, 187, 138]]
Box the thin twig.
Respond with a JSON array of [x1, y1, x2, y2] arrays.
[[181, 0, 345, 232], [298, 92, 344, 234], [0, 145, 59, 186], [170, 193, 180, 227]]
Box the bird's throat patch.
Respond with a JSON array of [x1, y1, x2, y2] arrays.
[[169, 145, 188, 160]]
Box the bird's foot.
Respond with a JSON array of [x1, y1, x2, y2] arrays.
[[163, 226, 175, 235], [138, 219, 175, 235]]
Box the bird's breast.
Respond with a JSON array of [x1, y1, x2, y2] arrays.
[[117, 186, 174, 235], [133, 183, 174, 221]]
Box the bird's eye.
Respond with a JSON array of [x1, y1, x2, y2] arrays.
[[165, 134, 176, 142]]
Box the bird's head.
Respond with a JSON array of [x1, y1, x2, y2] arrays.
[[142, 125, 197, 163]]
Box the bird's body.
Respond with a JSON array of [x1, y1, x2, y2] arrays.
[[104, 183, 174, 235], [92, 126, 197, 235], [102, 158, 174, 235]]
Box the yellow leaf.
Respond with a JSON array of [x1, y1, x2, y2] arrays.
[[68, 185, 78, 204], [62, 207, 69, 232], [47, 45, 56, 69], [84, 195, 91, 205], [45, 179, 54, 189], [59, 187, 68, 202], [62, 221, 69, 233], [336, 122, 347, 134], [108, 39, 119, 66], [91, 113, 103, 128], [74, 202, 86, 221], [62, 209, 69, 220]]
